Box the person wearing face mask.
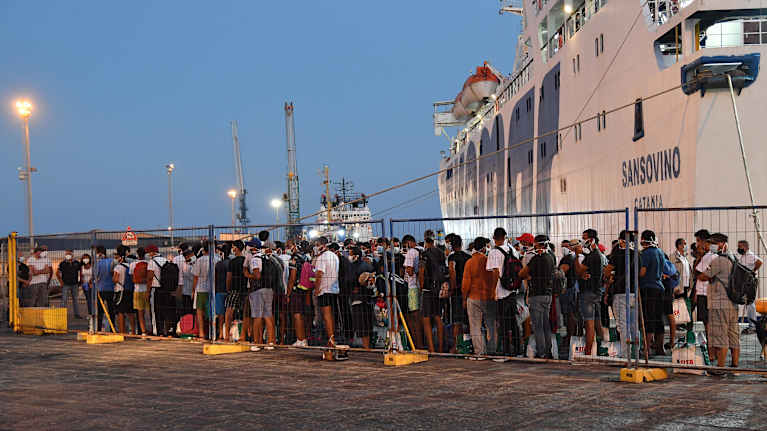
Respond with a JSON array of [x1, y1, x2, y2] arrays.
[[574, 229, 604, 356], [16, 255, 30, 309], [57, 249, 83, 319], [401, 234, 424, 349], [93, 245, 117, 332], [112, 246, 137, 334], [735, 240, 762, 332], [224, 240, 249, 342], [698, 233, 739, 368], [519, 235, 557, 359], [313, 236, 341, 348], [638, 230, 666, 356], [462, 236, 494, 358], [79, 254, 93, 316], [211, 243, 231, 340], [26, 246, 52, 307], [558, 240, 579, 343]]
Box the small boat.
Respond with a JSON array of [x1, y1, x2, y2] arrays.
[[453, 63, 500, 118]]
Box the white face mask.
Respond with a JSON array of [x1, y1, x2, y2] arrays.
[[40, 251, 48, 258], [82, 258, 90, 264], [393, 247, 400, 254], [65, 254, 73, 261]]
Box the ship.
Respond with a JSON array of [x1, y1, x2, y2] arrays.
[[435, 0, 767, 244], [316, 178, 374, 242]]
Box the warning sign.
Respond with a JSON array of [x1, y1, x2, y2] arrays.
[[121, 227, 138, 246]]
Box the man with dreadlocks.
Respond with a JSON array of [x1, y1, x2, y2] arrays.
[[519, 235, 557, 359]]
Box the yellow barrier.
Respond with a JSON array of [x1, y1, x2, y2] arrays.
[[8, 233, 19, 333], [18, 307, 68, 335]]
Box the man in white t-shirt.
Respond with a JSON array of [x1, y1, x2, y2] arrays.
[[192, 242, 218, 339], [402, 234, 424, 349], [25, 246, 52, 307], [244, 239, 276, 348], [736, 240, 763, 328], [693, 230, 713, 337], [488, 228, 516, 356], [314, 236, 340, 347], [146, 245, 171, 336]]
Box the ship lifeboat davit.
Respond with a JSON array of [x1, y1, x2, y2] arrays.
[[451, 63, 500, 121]]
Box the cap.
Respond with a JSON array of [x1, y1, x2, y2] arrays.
[[568, 239, 580, 247], [358, 272, 374, 285], [145, 244, 159, 254], [245, 239, 262, 249], [598, 243, 606, 253], [516, 233, 535, 244]]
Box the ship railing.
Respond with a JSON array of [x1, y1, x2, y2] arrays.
[[644, 0, 695, 27], [539, 0, 608, 64]]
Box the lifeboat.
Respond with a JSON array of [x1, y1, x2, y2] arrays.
[[451, 63, 500, 121]]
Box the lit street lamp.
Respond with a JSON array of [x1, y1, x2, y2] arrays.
[[166, 163, 175, 246], [271, 198, 282, 241], [15, 100, 34, 248], [228, 189, 237, 228]]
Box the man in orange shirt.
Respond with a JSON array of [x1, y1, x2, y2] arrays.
[[462, 237, 495, 358]]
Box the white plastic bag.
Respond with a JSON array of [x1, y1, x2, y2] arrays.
[[568, 336, 597, 360], [516, 297, 529, 326], [672, 343, 706, 375], [673, 298, 691, 324]]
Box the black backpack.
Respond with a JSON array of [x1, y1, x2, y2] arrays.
[[421, 248, 447, 291], [251, 255, 283, 292], [721, 254, 758, 305], [155, 259, 179, 292], [496, 247, 523, 293]]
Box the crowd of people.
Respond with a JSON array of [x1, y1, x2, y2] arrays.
[[13, 226, 763, 367]]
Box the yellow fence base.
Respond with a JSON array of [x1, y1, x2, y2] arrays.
[[86, 334, 125, 344], [620, 367, 669, 383], [203, 343, 251, 355], [19, 307, 68, 335], [77, 332, 89, 341], [384, 351, 429, 366]]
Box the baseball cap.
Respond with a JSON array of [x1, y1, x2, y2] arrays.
[[145, 244, 159, 254], [516, 233, 535, 244], [245, 239, 262, 249]]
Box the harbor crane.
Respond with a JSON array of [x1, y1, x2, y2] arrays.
[[231, 120, 249, 230], [284, 102, 300, 236]]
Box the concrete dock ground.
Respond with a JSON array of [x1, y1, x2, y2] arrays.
[[1, 329, 766, 430]]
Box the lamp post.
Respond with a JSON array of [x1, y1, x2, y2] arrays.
[[228, 189, 237, 229], [270, 198, 282, 241], [15, 100, 34, 248], [165, 163, 175, 246]]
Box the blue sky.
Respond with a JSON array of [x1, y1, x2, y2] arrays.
[[0, 1, 520, 235]]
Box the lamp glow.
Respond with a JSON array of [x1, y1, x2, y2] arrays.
[[270, 198, 282, 208], [15, 100, 32, 118], [228, 189, 237, 199]]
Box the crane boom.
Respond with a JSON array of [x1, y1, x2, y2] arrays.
[[284, 102, 300, 235], [231, 120, 249, 228]]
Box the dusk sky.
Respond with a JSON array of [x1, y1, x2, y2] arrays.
[[0, 1, 520, 235]]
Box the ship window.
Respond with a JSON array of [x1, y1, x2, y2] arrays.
[[527, 149, 533, 165], [560, 177, 567, 194], [654, 24, 683, 69], [479, 142, 483, 155], [526, 97, 531, 112], [540, 141, 547, 158], [597, 113, 601, 131], [577, 54, 580, 71], [446, 168, 453, 180], [573, 58, 576, 74], [633, 99, 645, 142], [507, 157, 511, 187], [595, 38, 599, 57], [540, 86, 544, 102], [601, 110, 606, 129], [600, 33, 604, 53], [555, 133, 560, 153], [516, 107, 520, 121], [495, 117, 501, 151]]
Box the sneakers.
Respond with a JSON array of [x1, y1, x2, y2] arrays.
[[264, 343, 276, 351], [291, 339, 308, 348], [250, 346, 261, 352]]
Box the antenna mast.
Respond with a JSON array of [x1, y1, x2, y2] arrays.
[[284, 102, 300, 236], [231, 120, 249, 229]]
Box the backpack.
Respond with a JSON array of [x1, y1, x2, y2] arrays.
[[132, 261, 148, 284], [155, 259, 179, 292], [251, 255, 283, 292], [120, 263, 135, 291], [421, 248, 447, 291], [722, 254, 758, 305], [496, 247, 523, 293], [299, 260, 316, 290]]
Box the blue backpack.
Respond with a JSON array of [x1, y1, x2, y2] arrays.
[[662, 258, 679, 293]]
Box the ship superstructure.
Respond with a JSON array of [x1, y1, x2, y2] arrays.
[[436, 0, 767, 242]]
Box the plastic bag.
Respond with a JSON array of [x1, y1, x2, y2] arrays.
[[516, 297, 529, 326], [568, 336, 597, 360], [673, 298, 691, 324]]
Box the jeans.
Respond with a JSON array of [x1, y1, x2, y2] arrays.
[[612, 293, 636, 359], [498, 295, 521, 355], [466, 298, 497, 355], [82, 283, 94, 315], [529, 295, 552, 358], [61, 284, 80, 316], [28, 283, 49, 307]]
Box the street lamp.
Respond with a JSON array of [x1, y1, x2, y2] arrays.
[[15, 100, 34, 248], [228, 189, 237, 228], [271, 198, 282, 241], [165, 163, 175, 246]]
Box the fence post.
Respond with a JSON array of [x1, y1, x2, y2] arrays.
[[89, 231, 96, 334], [9, 233, 19, 333], [624, 208, 631, 367], [208, 225, 216, 341], [387, 218, 399, 351]]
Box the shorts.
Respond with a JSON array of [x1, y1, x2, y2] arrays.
[[559, 287, 578, 316], [407, 288, 420, 312], [709, 306, 740, 350], [115, 290, 134, 314], [225, 290, 244, 311], [351, 303, 373, 338], [448, 295, 467, 325], [195, 292, 210, 317], [421, 289, 441, 318], [289, 289, 312, 315], [212, 292, 227, 317], [696, 295, 709, 324], [133, 291, 149, 311], [662, 288, 673, 316], [579, 289, 601, 321], [318, 293, 337, 308], [249, 289, 274, 319]]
